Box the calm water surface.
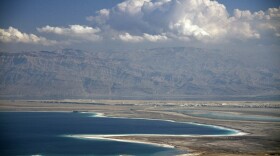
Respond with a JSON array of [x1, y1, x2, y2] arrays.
[[0, 112, 236, 155]]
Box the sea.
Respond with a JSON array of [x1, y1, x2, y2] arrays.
[[0, 112, 237, 155]]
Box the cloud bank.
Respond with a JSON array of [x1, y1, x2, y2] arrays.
[[37, 25, 102, 42], [0, 27, 56, 45], [88, 0, 280, 43], [118, 32, 168, 42], [1, 0, 279, 46]]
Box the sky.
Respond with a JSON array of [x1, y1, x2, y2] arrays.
[[0, 0, 280, 51]]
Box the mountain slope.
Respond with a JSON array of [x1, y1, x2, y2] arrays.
[[0, 47, 279, 99]]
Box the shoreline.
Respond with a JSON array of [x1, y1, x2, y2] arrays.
[[1, 110, 247, 153], [65, 111, 248, 152], [1, 110, 245, 136], [66, 134, 175, 148], [0, 111, 247, 137], [1, 100, 279, 155], [0, 111, 250, 137], [66, 131, 247, 144], [65, 130, 247, 154], [84, 112, 248, 136]]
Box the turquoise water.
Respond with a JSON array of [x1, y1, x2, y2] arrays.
[[0, 112, 237, 155]]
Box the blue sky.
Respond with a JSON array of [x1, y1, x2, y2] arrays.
[[1, 0, 279, 30], [0, 0, 121, 31], [218, 0, 280, 13], [0, 0, 279, 51]]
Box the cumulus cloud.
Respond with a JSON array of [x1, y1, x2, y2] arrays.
[[229, 7, 280, 40], [37, 25, 102, 42], [169, 18, 210, 40], [143, 33, 168, 42], [88, 0, 280, 43], [119, 33, 144, 42], [86, 9, 110, 24], [4, 0, 278, 46], [118, 32, 167, 42], [0, 27, 57, 45]]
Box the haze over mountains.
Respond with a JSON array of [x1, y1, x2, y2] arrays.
[[0, 47, 279, 100]]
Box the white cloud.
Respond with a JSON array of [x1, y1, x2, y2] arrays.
[[143, 33, 168, 42], [118, 32, 167, 42], [229, 7, 280, 40], [268, 7, 280, 18], [88, 0, 280, 43], [38, 25, 102, 42], [119, 33, 144, 42], [169, 18, 210, 40], [86, 9, 110, 24], [90, 0, 229, 41], [0, 27, 57, 45], [5, 0, 278, 46]]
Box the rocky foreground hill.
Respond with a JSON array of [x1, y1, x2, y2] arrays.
[[0, 47, 279, 100]]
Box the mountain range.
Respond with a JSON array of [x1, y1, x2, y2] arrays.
[[0, 47, 279, 100]]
